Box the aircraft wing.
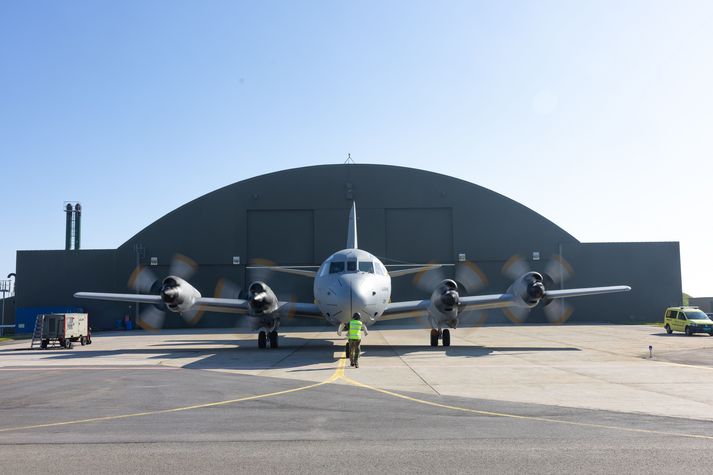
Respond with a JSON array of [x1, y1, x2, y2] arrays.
[[277, 302, 324, 319], [378, 293, 517, 321], [192, 297, 251, 314], [74, 292, 164, 305], [378, 285, 630, 322], [74, 292, 324, 320], [544, 286, 631, 299], [247, 266, 318, 278], [378, 300, 430, 320], [74, 292, 253, 314]]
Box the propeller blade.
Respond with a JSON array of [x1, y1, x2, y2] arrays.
[[169, 254, 198, 280], [215, 278, 242, 299], [459, 310, 489, 327], [137, 306, 165, 331], [248, 258, 276, 282], [455, 261, 488, 294], [502, 306, 529, 324], [544, 299, 575, 325], [474, 312, 489, 327], [181, 306, 206, 326], [278, 293, 298, 321], [412, 265, 445, 292], [502, 255, 530, 280], [128, 266, 158, 293], [545, 255, 573, 284]]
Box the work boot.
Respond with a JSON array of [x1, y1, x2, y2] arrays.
[[355, 362, 359, 368], [350, 361, 354, 366]]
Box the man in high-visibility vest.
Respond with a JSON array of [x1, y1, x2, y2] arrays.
[[348, 312, 368, 368]]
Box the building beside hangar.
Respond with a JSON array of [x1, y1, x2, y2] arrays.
[[14, 164, 681, 331]]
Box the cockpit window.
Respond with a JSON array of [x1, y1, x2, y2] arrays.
[[358, 261, 374, 273], [347, 260, 357, 272], [374, 262, 386, 275], [329, 261, 345, 274]]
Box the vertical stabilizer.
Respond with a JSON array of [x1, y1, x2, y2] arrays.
[[346, 202, 358, 249]]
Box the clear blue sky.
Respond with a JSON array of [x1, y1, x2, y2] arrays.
[[1, 1, 711, 296]]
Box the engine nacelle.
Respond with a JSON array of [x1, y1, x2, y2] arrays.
[[506, 271, 546, 308], [160, 275, 201, 313], [247, 281, 279, 316], [427, 279, 460, 327]]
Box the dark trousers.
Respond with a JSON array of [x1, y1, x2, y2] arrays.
[[349, 339, 361, 364]]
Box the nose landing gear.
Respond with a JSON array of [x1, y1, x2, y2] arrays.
[[430, 328, 451, 347]]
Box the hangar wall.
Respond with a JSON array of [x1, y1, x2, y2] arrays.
[[14, 164, 682, 330]]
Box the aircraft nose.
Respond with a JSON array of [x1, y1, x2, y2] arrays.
[[336, 274, 380, 324], [351, 282, 371, 309], [349, 278, 377, 320]]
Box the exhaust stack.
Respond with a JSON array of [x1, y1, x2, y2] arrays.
[[63, 202, 82, 251]]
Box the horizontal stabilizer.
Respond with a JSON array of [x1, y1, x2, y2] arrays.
[[246, 266, 318, 278], [388, 264, 453, 278]]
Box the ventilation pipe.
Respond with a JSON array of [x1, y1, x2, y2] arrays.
[[74, 203, 81, 250], [65, 203, 73, 251]]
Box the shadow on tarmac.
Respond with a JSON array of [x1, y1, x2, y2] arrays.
[[0, 333, 580, 371]]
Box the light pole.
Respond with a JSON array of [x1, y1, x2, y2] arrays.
[[0, 279, 10, 337]]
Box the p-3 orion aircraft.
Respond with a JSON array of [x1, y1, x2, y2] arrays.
[[75, 203, 630, 349]]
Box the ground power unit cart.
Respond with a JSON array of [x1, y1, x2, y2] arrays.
[[35, 313, 91, 349]]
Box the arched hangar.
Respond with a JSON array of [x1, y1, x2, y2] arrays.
[[14, 164, 680, 330]]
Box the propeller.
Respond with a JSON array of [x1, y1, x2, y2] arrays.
[[247, 258, 276, 283], [215, 275, 297, 329], [412, 260, 489, 328], [501, 254, 575, 324], [128, 254, 200, 331], [412, 261, 488, 295]]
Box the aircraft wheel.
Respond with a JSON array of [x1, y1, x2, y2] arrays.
[[269, 331, 278, 348], [430, 329, 438, 347], [664, 324, 672, 334], [442, 329, 451, 347], [258, 331, 267, 349], [685, 326, 692, 336]]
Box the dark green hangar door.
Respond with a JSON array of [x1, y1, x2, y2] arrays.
[[247, 210, 315, 265], [386, 208, 454, 263], [245, 206, 454, 265]]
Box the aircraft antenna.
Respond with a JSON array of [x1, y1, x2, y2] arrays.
[[344, 153, 355, 164]]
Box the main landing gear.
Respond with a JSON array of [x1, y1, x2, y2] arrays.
[[430, 328, 451, 347], [258, 330, 279, 349]]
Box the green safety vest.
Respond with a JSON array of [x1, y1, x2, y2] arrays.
[[348, 320, 363, 340]]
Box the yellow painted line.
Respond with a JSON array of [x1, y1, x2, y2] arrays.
[[340, 376, 713, 441], [0, 357, 347, 434], [647, 359, 713, 372], [333, 355, 347, 379]]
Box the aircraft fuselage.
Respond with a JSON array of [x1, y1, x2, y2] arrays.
[[313, 248, 391, 326]]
